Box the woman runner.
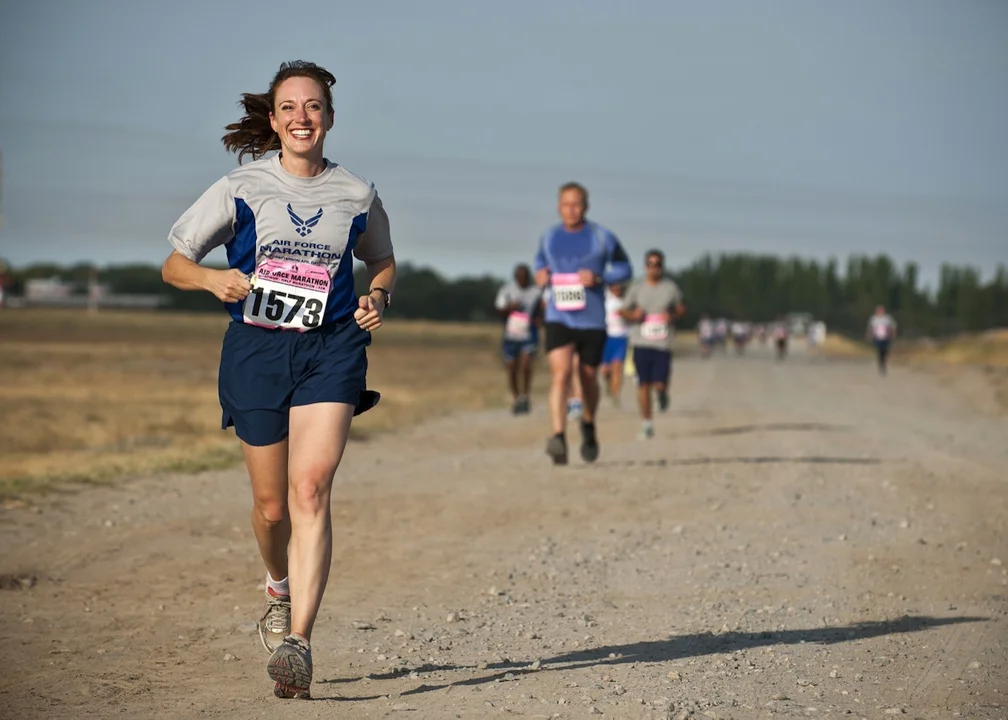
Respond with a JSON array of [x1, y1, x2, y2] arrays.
[[161, 60, 396, 699]]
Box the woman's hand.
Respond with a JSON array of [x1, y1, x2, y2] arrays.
[[354, 292, 386, 331], [206, 269, 253, 303]]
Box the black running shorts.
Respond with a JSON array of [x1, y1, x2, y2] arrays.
[[544, 322, 607, 368]]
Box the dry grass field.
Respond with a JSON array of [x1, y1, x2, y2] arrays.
[[0, 309, 517, 500]]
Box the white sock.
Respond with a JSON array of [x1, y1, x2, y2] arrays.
[[266, 573, 289, 596]]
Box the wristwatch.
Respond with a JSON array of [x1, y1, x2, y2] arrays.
[[370, 286, 391, 309]]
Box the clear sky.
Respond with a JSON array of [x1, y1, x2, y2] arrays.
[[1, 0, 1006, 286]]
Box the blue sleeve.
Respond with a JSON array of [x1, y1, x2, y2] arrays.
[[602, 232, 633, 285]]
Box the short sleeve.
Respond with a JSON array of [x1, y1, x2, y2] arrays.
[[494, 285, 511, 311], [624, 283, 639, 309], [167, 176, 236, 263], [353, 192, 394, 264]]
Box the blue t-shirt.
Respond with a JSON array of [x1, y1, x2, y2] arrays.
[[533, 222, 632, 330]]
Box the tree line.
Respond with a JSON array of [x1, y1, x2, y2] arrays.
[[2, 253, 1005, 338]]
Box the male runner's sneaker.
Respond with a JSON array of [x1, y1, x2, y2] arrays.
[[258, 589, 292, 653], [637, 420, 655, 441], [268, 634, 313, 699], [546, 433, 568, 465], [567, 397, 582, 420], [656, 389, 669, 413], [580, 421, 600, 463]]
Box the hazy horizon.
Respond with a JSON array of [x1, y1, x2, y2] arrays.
[[1, 0, 1006, 289]]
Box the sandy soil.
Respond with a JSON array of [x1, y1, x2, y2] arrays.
[[2, 343, 1006, 720]]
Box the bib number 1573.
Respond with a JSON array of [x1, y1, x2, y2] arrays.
[[242, 259, 330, 331]]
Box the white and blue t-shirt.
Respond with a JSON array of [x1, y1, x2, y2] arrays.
[[167, 154, 393, 326]]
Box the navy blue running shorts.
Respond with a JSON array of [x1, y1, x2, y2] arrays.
[[633, 347, 672, 385], [218, 318, 378, 446]]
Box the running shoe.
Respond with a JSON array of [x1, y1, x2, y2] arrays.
[[546, 434, 568, 465], [637, 421, 655, 441], [656, 389, 669, 413], [258, 590, 292, 653], [580, 421, 599, 463], [267, 634, 313, 699], [567, 397, 582, 420]]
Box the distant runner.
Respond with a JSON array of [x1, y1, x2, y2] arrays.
[[494, 263, 543, 414], [697, 314, 715, 359], [714, 318, 729, 352], [771, 316, 789, 361], [534, 182, 633, 465], [866, 305, 897, 375], [601, 283, 630, 406], [731, 320, 751, 355], [621, 249, 684, 440]]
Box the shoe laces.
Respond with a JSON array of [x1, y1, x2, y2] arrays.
[[261, 594, 291, 634]]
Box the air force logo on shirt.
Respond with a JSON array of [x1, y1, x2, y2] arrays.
[[287, 203, 324, 237]]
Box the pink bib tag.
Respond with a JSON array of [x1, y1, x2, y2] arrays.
[[551, 273, 586, 311], [243, 258, 330, 331], [505, 311, 532, 341], [640, 314, 670, 341]]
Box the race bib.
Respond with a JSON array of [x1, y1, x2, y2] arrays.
[[873, 324, 889, 340], [505, 311, 532, 341], [551, 273, 586, 311], [606, 310, 628, 337], [243, 258, 329, 331], [640, 314, 670, 342]]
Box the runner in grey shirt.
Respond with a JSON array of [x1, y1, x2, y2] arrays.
[[161, 61, 396, 700], [494, 263, 544, 414], [865, 305, 897, 375], [621, 249, 685, 439]]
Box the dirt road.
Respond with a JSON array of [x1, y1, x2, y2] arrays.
[[2, 344, 1006, 719]]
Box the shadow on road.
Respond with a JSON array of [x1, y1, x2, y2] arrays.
[[681, 422, 848, 438], [591, 455, 882, 469], [316, 614, 986, 701]]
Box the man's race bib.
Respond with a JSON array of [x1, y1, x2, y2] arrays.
[[873, 323, 889, 340], [243, 258, 329, 331], [640, 313, 670, 342], [551, 273, 586, 311], [505, 311, 532, 342]]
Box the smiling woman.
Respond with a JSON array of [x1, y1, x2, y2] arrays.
[[159, 59, 397, 701]]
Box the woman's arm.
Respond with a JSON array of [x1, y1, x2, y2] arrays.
[[161, 250, 251, 303]]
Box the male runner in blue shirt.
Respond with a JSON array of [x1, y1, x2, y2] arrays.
[[534, 182, 632, 465]]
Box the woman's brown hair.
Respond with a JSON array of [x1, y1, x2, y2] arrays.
[[221, 60, 337, 163]]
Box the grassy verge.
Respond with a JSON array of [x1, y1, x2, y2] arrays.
[[0, 309, 510, 501]]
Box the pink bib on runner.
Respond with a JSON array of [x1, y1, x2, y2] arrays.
[[505, 311, 532, 341], [551, 273, 586, 311], [243, 258, 329, 331], [640, 313, 670, 342]]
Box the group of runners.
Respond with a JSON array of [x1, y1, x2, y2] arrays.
[[493, 181, 686, 454], [159, 59, 901, 701]]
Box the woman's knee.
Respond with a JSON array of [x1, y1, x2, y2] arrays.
[[253, 494, 288, 526], [289, 467, 336, 516]]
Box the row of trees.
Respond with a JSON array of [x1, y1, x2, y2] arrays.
[[2, 254, 1005, 338]]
